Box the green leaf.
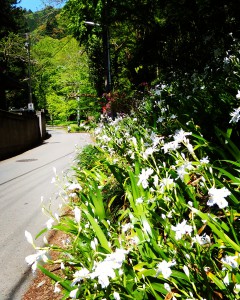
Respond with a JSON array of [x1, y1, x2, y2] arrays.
[[89, 183, 106, 220], [82, 205, 111, 252], [215, 127, 240, 161], [214, 167, 240, 186], [37, 264, 72, 291], [192, 208, 240, 252], [149, 282, 167, 295], [35, 228, 48, 239], [207, 272, 226, 290]]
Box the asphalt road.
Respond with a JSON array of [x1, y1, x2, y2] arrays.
[[0, 128, 93, 300]]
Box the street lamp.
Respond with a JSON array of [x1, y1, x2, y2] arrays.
[[84, 21, 111, 94]]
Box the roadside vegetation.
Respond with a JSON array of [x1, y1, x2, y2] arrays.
[[25, 85, 240, 299]]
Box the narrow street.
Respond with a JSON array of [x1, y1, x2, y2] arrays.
[[0, 128, 93, 300]]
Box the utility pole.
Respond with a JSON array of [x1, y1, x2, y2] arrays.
[[102, 24, 111, 94], [85, 15, 111, 95], [25, 33, 34, 111], [102, 0, 111, 94]]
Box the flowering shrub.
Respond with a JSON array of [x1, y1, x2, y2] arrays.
[[25, 89, 240, 299]]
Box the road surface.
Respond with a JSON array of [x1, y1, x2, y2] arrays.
[[0, 128, 93, 300]]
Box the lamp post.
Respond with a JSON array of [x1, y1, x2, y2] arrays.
[[77, 92, 80, 126], [25, 33, 34, 111], [84, 21, 111, 94]]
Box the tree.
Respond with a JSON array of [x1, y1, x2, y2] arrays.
[[25, 6, 67, 39], [31, 35, 97, 121], [62, 0, 240, 84], [62, 0, 240, 135], [62, 0, 167, 95], [0, 0, 28, 110]]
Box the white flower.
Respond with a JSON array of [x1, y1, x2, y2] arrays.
[[69, 192, 77, 198], [61, 262, 65, 269], [113, 291, 121, 300], [142, 219, 152, 235], [90, 261, 116, 288], [185, 141, 194, 154], [25, 230, 34, 246], [136, 197, 144, 204], [68, 183, 82, 191], [122, 223, 134, 233], [164, 283, 171, 292], [131, 137, 137, 146], [161, 108, 167, 113], [72, 268, 90, 285], [162, 140, 180, 153], [156, 260, 176, 278], [157, 116, 165, 123], [43, 236, 48, 245], [69, 288, 78, 299], [193, 233, 211, 245], [100, 135, 111, 142], [54, 282, 61, 293], [138, 168, 154, 189], [207, 187, 230, 209], [173, 129, 192, 144], [143, 147, 156, 159], [160, 177, 175, 192], [236, 90, 240, 99], [183, 265, 190, 277], [176, 165, 188, 181], [53, 167, 57, 175], [234, 284, 240, 294], [230, 107, 240, 123], [94, 127, 102, 135], [176, 161, 194, 181], [46, 218, 54, 229], [153, 175, 159, 187], [90, 248, 128, 288], [221, 255, 239, 270], [90, 238, 98, 250], [150, 132, 162, 147], [200, 156, 209, 164], [171, 220, 193, 240], [51, 177, 56, 184], [25, 250, 49, 272], [54, 213, 60, 222], [74, 207, 81, 224], [105, 248, 128, 269], [223, 273, 229, 285]]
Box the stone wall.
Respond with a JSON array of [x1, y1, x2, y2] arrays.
[[0, 110, 42, 160]]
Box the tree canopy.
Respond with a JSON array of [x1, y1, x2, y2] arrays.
[[0, 0, 31, 110], [62, 0, 240, 86], [61, 0, 240, 138]]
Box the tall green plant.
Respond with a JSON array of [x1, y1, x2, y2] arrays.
[[25, 91, 240, 299]]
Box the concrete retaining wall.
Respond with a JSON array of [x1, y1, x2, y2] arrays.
[[0, 110, 42, 160]]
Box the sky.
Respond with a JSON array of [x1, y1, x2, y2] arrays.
[[16, 0, 66, 12]]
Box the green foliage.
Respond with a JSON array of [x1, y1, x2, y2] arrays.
[[25, 6, 67, 38], [25, 89, 240, 299], [31, 35, 98, 119], [62, 0, 240, 96], [0, 2, 28, 110], [76, 144, 103, 170]]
